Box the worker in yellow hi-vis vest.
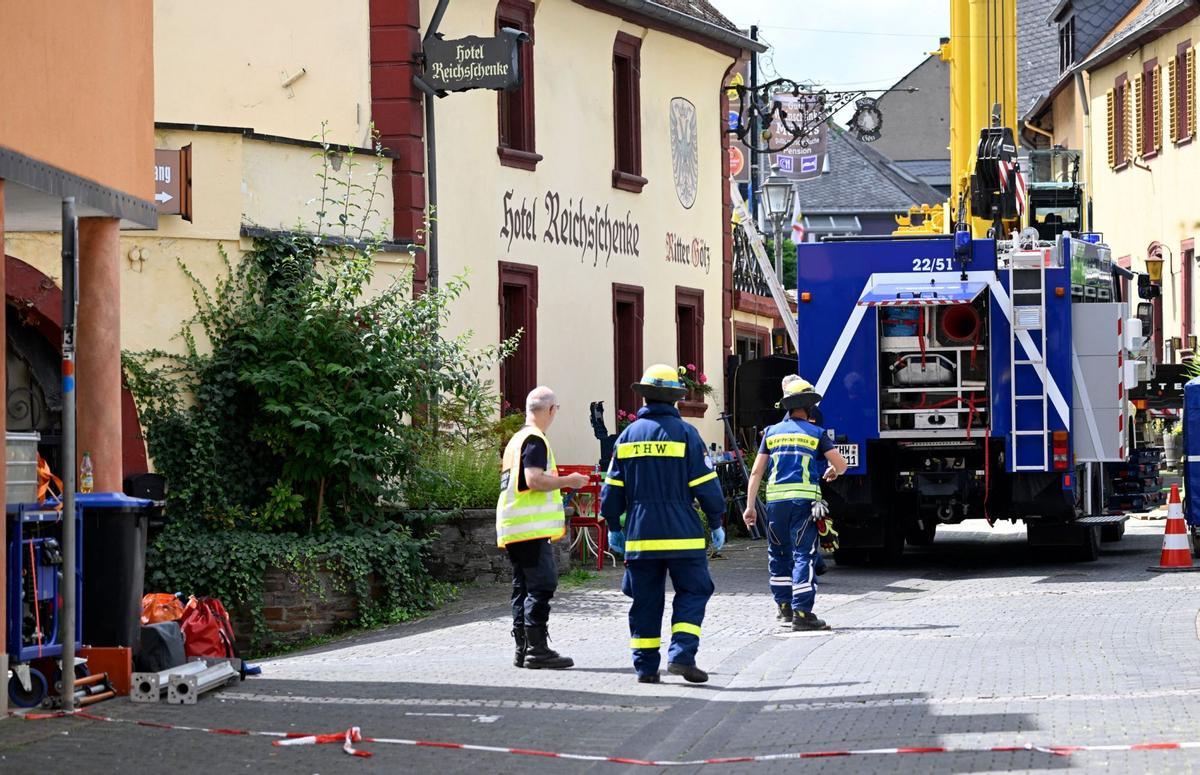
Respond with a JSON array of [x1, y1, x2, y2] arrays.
[[600, 365, 726, 684], [497, 386, 589, 670]]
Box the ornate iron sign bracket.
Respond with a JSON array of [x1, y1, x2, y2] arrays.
[[728, 78, 915, 151]]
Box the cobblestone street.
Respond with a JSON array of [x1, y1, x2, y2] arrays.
[[2, 520, 1199, 773]]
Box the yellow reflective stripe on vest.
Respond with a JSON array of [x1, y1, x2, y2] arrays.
[[766, 433, 820, 450], [630, 637, 661, 649], [688, 471, 717, 488], [500, 512, 566, 529], [604, 477, 624, 487], [625, 538, 706, 552], [672, 622, 701, 637], [765, 483, 822, 502], [502, 525, 566, 545], [617, 441, 686, 459]]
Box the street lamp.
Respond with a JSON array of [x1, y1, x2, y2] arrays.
[[759, 165, 793, 282]]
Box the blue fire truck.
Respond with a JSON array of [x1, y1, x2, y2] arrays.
[[795, 232, 1135, 561]]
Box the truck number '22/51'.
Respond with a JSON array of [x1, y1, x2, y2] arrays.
[[912, 258, 954, 272]]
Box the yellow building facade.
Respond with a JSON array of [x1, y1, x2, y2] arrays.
[[1086, 6, 1200, 362], [424, 0, 759, 463], [6, 1, 405, 363]]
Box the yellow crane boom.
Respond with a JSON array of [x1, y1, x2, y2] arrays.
[[896, 0, 1018, 237]]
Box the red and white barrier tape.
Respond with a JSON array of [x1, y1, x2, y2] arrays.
[[15, 711, 1200, 764]]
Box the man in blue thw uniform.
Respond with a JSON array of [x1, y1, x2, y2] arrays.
[[743, 378, 847, 630], [601, 364, 726, 684]]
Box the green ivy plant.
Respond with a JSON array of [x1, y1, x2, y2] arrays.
[[146, 521, 455, 649]]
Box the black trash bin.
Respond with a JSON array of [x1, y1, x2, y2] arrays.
[[80, 492, 153, 651]]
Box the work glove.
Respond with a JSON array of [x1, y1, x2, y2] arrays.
[[710, 527, 726, 554], [608, 530, 626, 555], [811, 499, 830, 520], [816, 516, 839, 555]]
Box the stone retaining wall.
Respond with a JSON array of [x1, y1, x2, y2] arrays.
[[233, 566, 383, 650], [420, 509, 570, 583], [234, 511, 575, 650]]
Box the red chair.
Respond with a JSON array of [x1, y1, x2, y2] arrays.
[[559, 466, 614, 570]]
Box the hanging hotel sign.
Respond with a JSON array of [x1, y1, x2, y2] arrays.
[[421, 29, 527, 93], [500, 189, 641, 266]]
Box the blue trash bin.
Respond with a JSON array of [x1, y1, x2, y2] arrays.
[[1184, 378, 1200, 530]]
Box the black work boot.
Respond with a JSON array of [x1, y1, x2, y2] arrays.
[[792, 610, 831, 631], [776, 602, 793, 622], [524, 625, 574, 669], [667, 663, 709, 683], [512, 627, 528, 668], [637, 673, 661, 684]]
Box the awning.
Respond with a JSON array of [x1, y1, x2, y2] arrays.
[[858, 279, 988, 307]]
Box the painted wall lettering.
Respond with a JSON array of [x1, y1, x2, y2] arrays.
[[500, 189, 641, 266], [665, 233, 711, 274]]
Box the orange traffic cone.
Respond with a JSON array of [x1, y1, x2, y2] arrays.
[[1148, 484, 1200, 572]]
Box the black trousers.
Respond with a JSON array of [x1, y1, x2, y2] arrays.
[[507, 538, 557, 628]]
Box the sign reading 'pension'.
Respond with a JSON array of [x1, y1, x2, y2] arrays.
[[423, 32, 524, 92]]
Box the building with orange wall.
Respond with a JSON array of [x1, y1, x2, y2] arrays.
[[0, 0, 157, 699]]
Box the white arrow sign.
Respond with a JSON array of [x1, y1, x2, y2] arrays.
[[155, 191, 174, 204]]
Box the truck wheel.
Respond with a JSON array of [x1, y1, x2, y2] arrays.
[[1100, 521, 1126, 542], [833, 548, 868, 566], [869, 523, 905, 564], [1077, 524, 1101, 562], [905, 519, 937, 546]]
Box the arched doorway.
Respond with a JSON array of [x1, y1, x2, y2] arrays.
[[5, 254, 148, 478]]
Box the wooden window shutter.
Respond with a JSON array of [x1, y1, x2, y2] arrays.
[[1126, 81, 1135, 160], [1170, 56, 1179, 143], [1107, 88, 1117, 168], [1133, 73, 1144, 154], [1190, 48, 1197, 139], [1153, 64, 1163, 151]]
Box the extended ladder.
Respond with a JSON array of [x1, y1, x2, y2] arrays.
[[1008, 250, 1050, 471], [729, 177, 799, 351]]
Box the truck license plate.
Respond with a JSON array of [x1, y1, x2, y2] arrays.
[[837, 444, 859, 468]]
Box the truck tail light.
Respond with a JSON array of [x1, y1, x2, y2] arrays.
[[1052, 431, 1069, 471]]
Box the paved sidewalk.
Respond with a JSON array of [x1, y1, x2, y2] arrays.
[[3, 520, 1200, 773]]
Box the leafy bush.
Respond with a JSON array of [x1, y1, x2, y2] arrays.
[[124, 128, 512, 533], [406, 446, 501, 510]]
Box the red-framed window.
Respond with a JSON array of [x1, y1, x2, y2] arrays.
[[612, 284, 644, 416], [1171, 41, 1194, 143], [496, 0, 541, 170], [611, 32, 646, 193], [1141, 58, 1162, 158], [734, 322, 769, 364], [499, 262, 538, 411], [675, 286, 704, 376]]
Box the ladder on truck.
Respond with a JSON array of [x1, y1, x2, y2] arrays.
[[729, 177, 799, 351], [1008, 250, 1050, 471]]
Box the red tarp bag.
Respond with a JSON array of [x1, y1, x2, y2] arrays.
[[141, 593, 186, 625], [179, 596, 238, 658]]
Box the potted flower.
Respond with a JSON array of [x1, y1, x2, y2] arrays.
[[616, 409, 636, 432], [677, 364, 712, 417]]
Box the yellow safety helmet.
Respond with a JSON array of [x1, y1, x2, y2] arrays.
[[779, 376, 822, 412], [632, 363, 688, 403]]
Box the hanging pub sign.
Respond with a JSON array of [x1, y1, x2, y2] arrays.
[[421, 28, 528, 93], [769, 92, 827, 182]]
